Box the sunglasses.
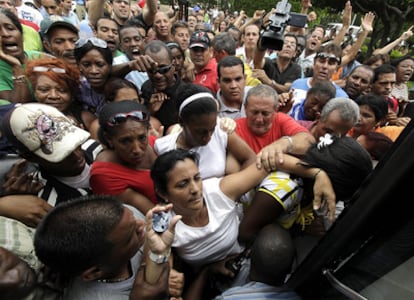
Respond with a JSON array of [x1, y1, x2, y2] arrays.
[[107, 110, 149, 127], [33, 66, 66, 73], [166, 42, 180, 49], [75, 37, 108, 49], [315, 52, 341, 65], [148, 64, 173, 75]]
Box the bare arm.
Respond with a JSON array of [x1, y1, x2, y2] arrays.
[[373, 25, 413, 55], [0, 195, 53, 227], [226, 132, 257, 170], [256, 131, 316, 170], [117, 188, 155, 215], [142, 0, 158, 28], [0, 35, 32, 103], [129, 204, 182, 299], [232, 10, 247, 29], [87, 0, 106, 29], [340, 12, 374, 66], [239, 9, 264, 37], [332, 0, 352, 46]]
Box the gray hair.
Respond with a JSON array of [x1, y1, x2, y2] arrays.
[[320, 97, 360, 126], [245, 84, 279, 110]]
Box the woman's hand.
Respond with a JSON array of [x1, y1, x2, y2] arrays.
[[0, 35, 22, 68], [145, 204, 181, 255], [312, 169, 336, 223], [219, 117, 236, 134]]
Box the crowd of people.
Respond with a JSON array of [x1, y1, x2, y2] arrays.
[[0, 0, 413, 298]]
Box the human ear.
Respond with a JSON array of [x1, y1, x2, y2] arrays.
[[81, 265, 104, 281]]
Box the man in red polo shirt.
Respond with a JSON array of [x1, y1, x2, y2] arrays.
[[236, 84, 314, 170], [189, 30, 219, 94]]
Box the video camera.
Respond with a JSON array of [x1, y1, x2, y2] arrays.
[[259, 0, 308, 50]]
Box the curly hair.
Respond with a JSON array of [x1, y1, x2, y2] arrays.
[[25, 57, 81, 94]]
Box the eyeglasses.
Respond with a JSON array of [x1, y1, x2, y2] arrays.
[[148, 64, 173, 75], [75, 37, 108, 49], [315, 52, 341, 65], [33, 66, 66, 73], [107, 110, 149, 127]]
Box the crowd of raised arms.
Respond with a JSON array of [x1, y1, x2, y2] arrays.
[[0, 0, 413, 298]]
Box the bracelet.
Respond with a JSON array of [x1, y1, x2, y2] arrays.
[[313, 169, 322, 180], [12, 75, 26, 84], [149, 248, 171, 264], [281, 136, 294, 153]]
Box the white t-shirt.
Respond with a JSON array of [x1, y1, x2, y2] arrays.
[[154, 118, 228, 179], [172, 177, 244, 268]]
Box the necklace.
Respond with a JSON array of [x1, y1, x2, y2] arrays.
[[97, 276, 130, 283]]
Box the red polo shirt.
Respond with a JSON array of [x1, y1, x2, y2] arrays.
[[193, 58, 219, 94]]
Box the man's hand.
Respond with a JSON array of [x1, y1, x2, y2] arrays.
[[251, 69, 271, 85], [277, 90, 294, 113], [0, 195, 52, 227], [149, 92, 169, 114], [361, 11, 375, 33], [2, 160, 44, 195], [400, 25, 413, 41], [129, 55, 157, 72]]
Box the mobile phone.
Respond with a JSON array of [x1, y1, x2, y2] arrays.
[[152, 211, 171, 233]]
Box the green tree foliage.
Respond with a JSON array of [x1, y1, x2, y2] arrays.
[[310, 0, 414, 56]]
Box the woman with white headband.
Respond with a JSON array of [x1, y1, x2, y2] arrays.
[[154, 83, 256, 180]]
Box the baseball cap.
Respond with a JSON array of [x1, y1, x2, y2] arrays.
[[2, 103, 90, 163], [193, 5, 200, 13], [40, 15, 79, 37], [189, 30, 210, 49]]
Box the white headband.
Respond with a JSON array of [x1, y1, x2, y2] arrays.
[[178, 92, 215, 115]]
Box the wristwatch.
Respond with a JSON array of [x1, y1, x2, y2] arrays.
[[149, 249, 171, 264]]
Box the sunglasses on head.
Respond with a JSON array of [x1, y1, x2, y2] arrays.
[[148, 64, 173, 75], [315, 52, 341, 65], [33, 66, 66, 73], [75, 37, 108, 49], [107, 110, 149, 127]]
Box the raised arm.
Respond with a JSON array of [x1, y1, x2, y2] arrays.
[[332, 0, 352, 46], [87, 0, 106, 29], [130, 204, 182, 299], [142, 0, 158, 28], [373, 25, 414, 56], [340, 12, 374, 66]]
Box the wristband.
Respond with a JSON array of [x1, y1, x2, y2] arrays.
[[149, 248, 171, 264], [281, 136, 293, 153]]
